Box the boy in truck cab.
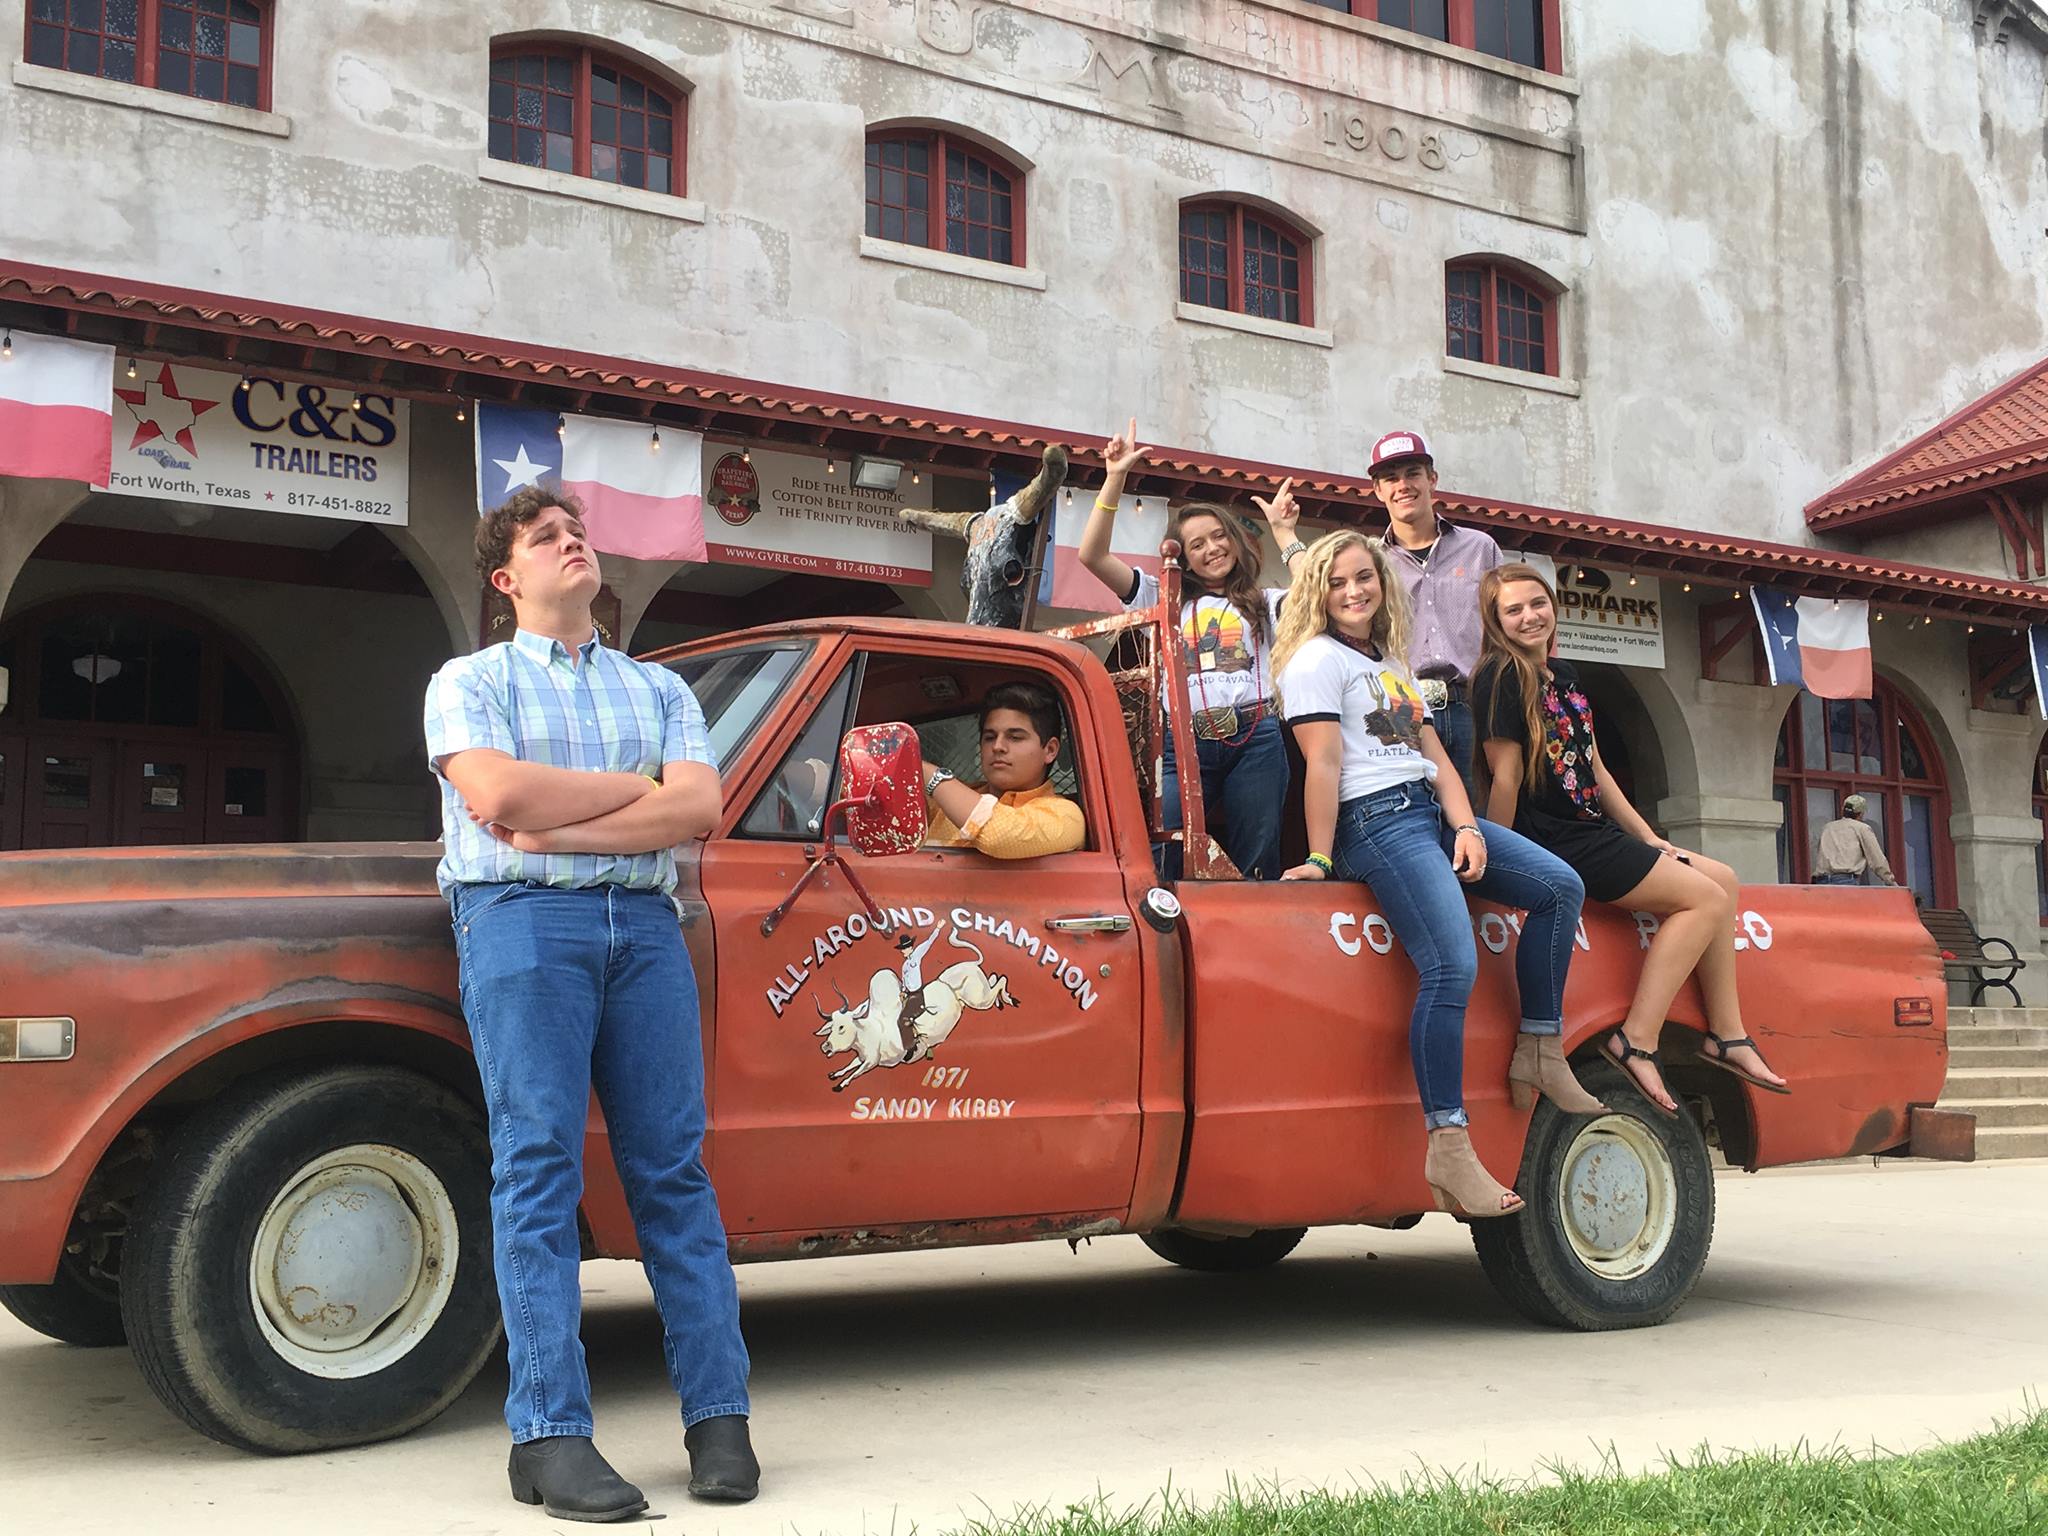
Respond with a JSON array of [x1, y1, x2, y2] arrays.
[[922, 681, 1086, 859]]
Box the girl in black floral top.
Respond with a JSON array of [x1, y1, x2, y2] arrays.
[[1471, 565, 1792, 1116]]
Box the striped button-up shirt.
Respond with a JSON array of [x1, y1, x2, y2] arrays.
[[1383, 516, 1502, 684], [424, 626, 710, 896]]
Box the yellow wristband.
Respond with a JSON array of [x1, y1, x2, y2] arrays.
[[1093, 496, 1119, 513], [645, 774, 662, 788]]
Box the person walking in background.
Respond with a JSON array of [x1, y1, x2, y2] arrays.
[[425, 487, 758, 1523], [1368, 430, 1500, 808], [1813, 794, 1896, 885]]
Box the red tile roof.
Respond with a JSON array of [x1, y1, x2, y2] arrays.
[[1806, 355, 2048, 527], [8, 259, 2048, 624]]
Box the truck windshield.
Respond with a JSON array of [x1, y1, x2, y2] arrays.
[[662, 643, 811, 772]]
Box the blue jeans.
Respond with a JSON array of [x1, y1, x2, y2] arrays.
[[1331, 780, 1586, 1130], [451, 882, 750, 1443], [1158, 712, 1288, 880], [1432, 698, 1483, 809]]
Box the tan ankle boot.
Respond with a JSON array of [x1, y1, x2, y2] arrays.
[[1422, 1127, 1524, 1218], [1509, 1033, 1606, 1115]]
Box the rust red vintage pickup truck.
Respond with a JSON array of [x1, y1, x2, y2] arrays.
[[0, 608, 1965, 1454]]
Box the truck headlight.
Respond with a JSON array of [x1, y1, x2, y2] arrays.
[[0, 1018, 75, 1062]]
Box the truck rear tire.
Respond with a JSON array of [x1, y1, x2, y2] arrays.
[[0, 1252, 126, 1347], [1471, 1061, 1714, 1331], [120, 1064, 502, 1452], [1140, 1226, 1307, 1272]]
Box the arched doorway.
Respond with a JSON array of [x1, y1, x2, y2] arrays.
[[0, 596, 301, 850], [1771, 680, 1952, 904]]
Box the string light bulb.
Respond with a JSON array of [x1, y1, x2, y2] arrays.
[[455, 402, 467, 423], [1628, 571, 1639, 587], [742, 448, 751, 464], [126, 357, 138, 380], [555, 416, 565, 438], [1874, 609, 1884, 622], [911, 470, 921, 486], [1681, 581, 1693, 593], [826, 459, 836, 475], [1967, 624, 1976, 634], [237, 377, 251, 393], [1, 331, 12, 361], [649, 427, 661, 452], [350, 393, 364, 413]]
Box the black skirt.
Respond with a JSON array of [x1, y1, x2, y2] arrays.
[[1517, 807, 1662, 904]]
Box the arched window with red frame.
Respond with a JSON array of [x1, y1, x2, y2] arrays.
[[26, 0, 271, 109], [864, 128, 1023, 266], [1299, 1, 1562, 72], [489, 44, 684, 196], [1446, 258, 1557, 375], [1179, 201, 1314, 327], [1772, 682, 1954, 906]]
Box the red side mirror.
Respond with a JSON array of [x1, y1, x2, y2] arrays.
[[838, 722, 926, 857]]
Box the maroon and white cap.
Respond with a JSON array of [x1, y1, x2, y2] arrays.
[[1368, 429, 1433, 473]]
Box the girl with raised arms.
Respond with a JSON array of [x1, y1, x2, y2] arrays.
[[1470, 564, 1792, 1115], [1271, 531, 1596, 1218], [1077, 420, 1305, 880]]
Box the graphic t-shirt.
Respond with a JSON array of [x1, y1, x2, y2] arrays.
[[1278, 633, 1436, 802], [1125, 568, 1286, 714], [1475, 656, 1603, 822]]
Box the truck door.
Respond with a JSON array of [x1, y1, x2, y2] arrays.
[[697, 640, 1147, 1239]]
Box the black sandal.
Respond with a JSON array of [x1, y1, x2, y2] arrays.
[[1698, 1035, 1792, 1095], [1602, 1030, 1680, 1120]]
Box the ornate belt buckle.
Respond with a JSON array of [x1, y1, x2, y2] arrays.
[[1193, 705, 1239, 741], [1418, 679, 1450, 710]]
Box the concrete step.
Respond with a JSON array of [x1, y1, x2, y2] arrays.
[[1975, 1126, 2048, 1159], [1948, 1007, 2048, 1029], [1932, 1098, 2048, 1129], [1946, 1044, 2048, 1068], [1942, 1025, 2048, 1047], [1938, 1068, 2048, 1100]]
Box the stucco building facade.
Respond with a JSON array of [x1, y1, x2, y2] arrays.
[[3, 0, 2046, 988]]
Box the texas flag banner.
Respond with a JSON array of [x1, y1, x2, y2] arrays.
[[1039, 488, 1170, 612], [0, 333, 114, 487], [1750, 586, 1873, 699], [2029, 625, 2048, 722], [474, 402, 707, 562]]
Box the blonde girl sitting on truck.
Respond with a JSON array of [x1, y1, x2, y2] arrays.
[[1271, 531, 1593, 1219]]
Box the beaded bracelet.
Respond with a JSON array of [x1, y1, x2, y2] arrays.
[[1306, 851, 1334, 874]]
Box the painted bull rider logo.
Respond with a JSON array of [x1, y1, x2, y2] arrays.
[[814, 924, 1018, 1091]]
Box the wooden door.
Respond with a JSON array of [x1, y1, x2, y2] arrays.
[[0, 731, 23, 851], [205, 747, 291, 843], [118, 741, 209, 846], [22, 737, 114, 849]]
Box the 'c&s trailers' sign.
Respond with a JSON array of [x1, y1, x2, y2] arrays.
[[106, 361, 411, 526]]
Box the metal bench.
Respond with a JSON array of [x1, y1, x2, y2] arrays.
[[1918, 907, 2026, 1005]]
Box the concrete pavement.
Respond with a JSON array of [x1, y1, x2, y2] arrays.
[[4, 1160, 2044, 1535]]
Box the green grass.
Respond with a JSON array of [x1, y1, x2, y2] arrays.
[[952, 1405, 2048, 1536]]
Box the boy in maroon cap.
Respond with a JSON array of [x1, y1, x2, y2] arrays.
[[1368, 430, 1500, 804]]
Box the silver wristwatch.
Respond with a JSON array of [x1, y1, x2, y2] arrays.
[[1279, 539, 1308, 562], [925, 766, 956, 792]]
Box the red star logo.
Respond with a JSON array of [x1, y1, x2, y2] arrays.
[[113, 363, 221, 457]]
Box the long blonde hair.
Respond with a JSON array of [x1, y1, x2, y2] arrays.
[[1472, 562, 1558, 796], [1271, 530, 1412, 706]]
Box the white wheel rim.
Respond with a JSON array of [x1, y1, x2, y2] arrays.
[[248, 1143, 459, 1379], [1555, 1113, 1677, 1282]]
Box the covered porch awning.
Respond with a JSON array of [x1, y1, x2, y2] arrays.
[[10, 258, 2048, 628]]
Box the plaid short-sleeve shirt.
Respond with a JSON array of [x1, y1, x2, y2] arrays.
[[424, 626, 711, 896]]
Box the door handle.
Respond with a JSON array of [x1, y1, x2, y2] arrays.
[[1046, 914, 1133, 934]]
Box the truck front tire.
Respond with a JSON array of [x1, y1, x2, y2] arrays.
[[1471, 1059, 1715, 1331], [120, 1064, 502, 1452], [0, 1251, 126, 1347], [1140, 1226, 1308, 1272]]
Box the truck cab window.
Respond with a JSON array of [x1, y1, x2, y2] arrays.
[[664, 642, 811, 772], [739, 665, 857, 841]]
